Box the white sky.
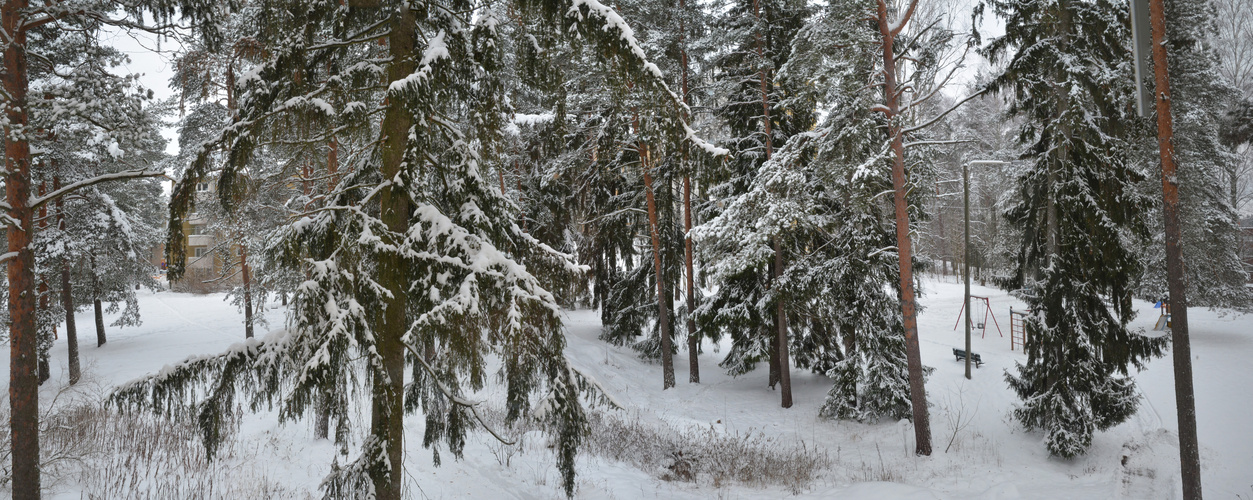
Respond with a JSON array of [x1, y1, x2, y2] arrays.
[[98, 25, 185, 157]]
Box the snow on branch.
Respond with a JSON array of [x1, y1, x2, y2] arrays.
[[388, 30, 450, 95], [560, 0, 726, 157], [903, 88, 988, 135], [30, 169, 168, 209], [882, 0, 921, 37]]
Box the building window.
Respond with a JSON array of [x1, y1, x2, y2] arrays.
[[190, 224, 208, 235], [196, 182, 210, 192], [193, 247, 208, 258]]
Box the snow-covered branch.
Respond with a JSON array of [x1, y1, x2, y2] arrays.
[[903, 138, 978, 149], [902, 88, 988, 135], [30, 169, 168, 210], [884, 0, 921, 37]]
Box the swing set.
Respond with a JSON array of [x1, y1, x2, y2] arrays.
[[953, 296, 1002, 339]]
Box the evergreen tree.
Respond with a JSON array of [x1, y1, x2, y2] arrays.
[[779, 0, 915, 421], [695, 0, 811, 399], [979, 0, 1168, 458], [113, 0, 717, 497]]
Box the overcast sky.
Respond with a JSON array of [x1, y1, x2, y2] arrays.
[[100, 25, 184, 157]]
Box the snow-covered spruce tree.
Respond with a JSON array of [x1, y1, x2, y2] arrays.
[[1135, 0, 1252, 309], [112, 1, 715, 497], [502, 1, 687, 388], [695, 0, 811, 399], [774, 0, 915, 421], [979, 0, 1168, 457]]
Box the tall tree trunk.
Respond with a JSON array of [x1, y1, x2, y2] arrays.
[[370, 8, 416, 498], [328, 134, 340, 192], [876, 0, 932, 456], [754, 0, 791, 407], [4, 0, 41, 494], [91, 255, 106, 346], [55, 177, 80, 384], [241, 245, 255, 339], [314, 392, 331, 440], [774, 238, 793, 408], [1149, 0, 1203, 497], [679, 0, 699, 383], [769, 330, 780, 389], [94, 299, 106, 346], [37, 182, 51, 385], [683, 176, 700, 383], [640, 129, 676, 390]]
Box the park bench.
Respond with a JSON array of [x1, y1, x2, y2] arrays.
[[952, 348, 983, 368]]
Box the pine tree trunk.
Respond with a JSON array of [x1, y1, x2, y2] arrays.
[[1148, 0, 1203, 496], [91, 255, 106, 346], [37, 182, 51, 387], [94, 299, 106, 346], [774, 238, 792, 408], [4, 0, 41, 493], [679, 0, 699, 384], [315, 392, 331, 440], [641, 141, 676, 390], [241, 245, 255, 339], [876, 0, 932, 456], [754, 0, 790, 402], [56, 177, 81, 384], [370, 8, 416, 498], [684, 177, 699, 383], [769, 331, 780, 389]]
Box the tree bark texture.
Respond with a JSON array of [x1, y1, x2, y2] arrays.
[[37, 182, 51, 385], [5, 0, 42, 494], [774, 238, 793, 408], [641, 140, 676, 390], [56, 177, 81, 384], [94, 299, 106, 346], [876, 0, 932, 456], [680, 0, 700, 384], [370, 8, 416, 498], [1149, 0, 1203, 497], [91, 255, 106, 346], [241, 245, 255, 339]]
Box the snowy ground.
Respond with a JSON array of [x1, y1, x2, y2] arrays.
[[6, 276, 1252, 499]]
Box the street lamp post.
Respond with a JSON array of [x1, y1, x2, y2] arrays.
[[964, 161, 1007, 379]]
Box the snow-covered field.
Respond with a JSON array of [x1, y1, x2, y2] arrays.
[[7, 276, 1252, 499]]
